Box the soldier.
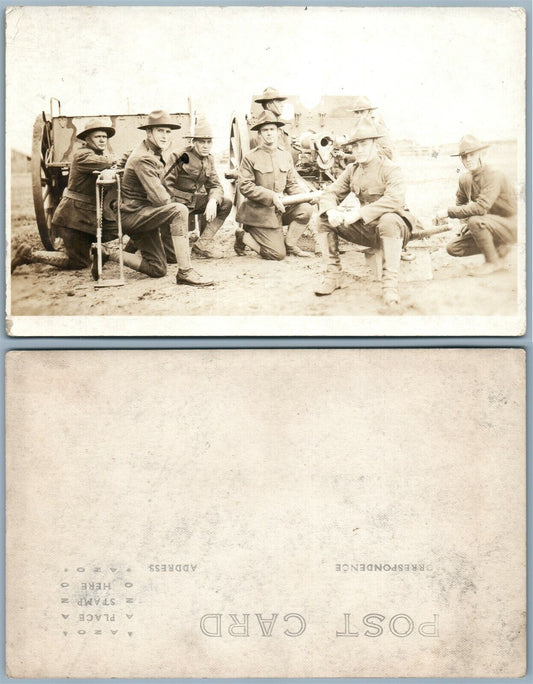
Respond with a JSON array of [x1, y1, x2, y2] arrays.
[[11, 119, 118, 277], [117, 110, 213, 286], [251, 87, 294, 156], [314, 122, 416, 306], [162, 116, 232, 259], [234, 111, 313, 260], [352, 96, 393, 160], [436, 135, 517, 276]]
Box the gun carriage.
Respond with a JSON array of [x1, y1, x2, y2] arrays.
[[31, 98, 193, 250]]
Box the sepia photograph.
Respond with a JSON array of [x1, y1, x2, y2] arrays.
[[5, 349, 526, 677], [5, 5, 526, 336]]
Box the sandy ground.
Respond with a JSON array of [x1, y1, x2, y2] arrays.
[[8, 154, 521, 319]]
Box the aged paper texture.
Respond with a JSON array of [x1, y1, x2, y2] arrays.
[[6, 6, 527, 336], [5, 349, 526, 677]]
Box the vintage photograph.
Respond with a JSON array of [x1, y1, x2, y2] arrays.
[[6, 6, 526, 336], [6, 349, 526, 676]]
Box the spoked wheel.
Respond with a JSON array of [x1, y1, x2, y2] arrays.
[[227, 113, 250, 211], [32, 114, 64, 250]]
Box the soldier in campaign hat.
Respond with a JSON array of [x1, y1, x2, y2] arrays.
[[351, 95, 393, 160], [314, 121, 417, 307], [234, 110, 313, 260], [435, 134, 517, 276], [12, 119, 119, 276], [115, 110, 214, 286], [161, 115, 232, 259]]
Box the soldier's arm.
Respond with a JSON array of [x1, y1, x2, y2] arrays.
[[136, 157, 172, 207], [448, 170, 501, 218], [205, 157, 225, 204], [318, 167, 352, 215], [75, 148, 116, 172], [238, 155, 275, 206], [359, 165, 406, 224]]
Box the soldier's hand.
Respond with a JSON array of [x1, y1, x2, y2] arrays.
[[342, 207, 361, 226], [327, 209, 344, 228], [273, 194, 286, 213], [433, 209, 448, 226], [205, 198, 218, 222]]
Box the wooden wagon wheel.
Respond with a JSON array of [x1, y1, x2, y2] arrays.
[[32, 114, 64, 250], [227, 113, 250, 211]]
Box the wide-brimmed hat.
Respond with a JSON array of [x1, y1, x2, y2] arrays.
[[185, 115, 214, 139], [77, 119, 115, 140], [450, 134, 490, 157], [352, 96, 378, 112], [347, 122, 383, 144], [138, 110, 181, 130], [254, 87, 287, 104], [251, 110, 286, 131]]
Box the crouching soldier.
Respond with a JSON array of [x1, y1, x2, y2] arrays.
[[436, 135, 517, 276], [116, 110, 213, 286], [162, 116, 232, 259], [234, 111, 313, 260], [314, 122, 416, 306], [11, 119, 118, 276]]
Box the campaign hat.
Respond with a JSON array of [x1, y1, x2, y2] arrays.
[[77, 118, 115, 140], [250, 110, 286, 131], [254, 87, 288, 104], [138, 110, 181, 130], [347, 122, 383, 144], [450, 135, 490, 157]]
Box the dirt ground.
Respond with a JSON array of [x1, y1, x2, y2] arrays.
[[9, 150, 521, 319]]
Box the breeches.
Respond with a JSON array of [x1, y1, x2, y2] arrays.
[[446, 214, 517, 257], [317, 212, 410, 248]]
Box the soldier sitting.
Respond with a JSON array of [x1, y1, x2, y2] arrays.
[[435, 135, 517, 276], [160, 116, 233, 259], [234, 111, 313, 260], [314, 122, 416, 306]]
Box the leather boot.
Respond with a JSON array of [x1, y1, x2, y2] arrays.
[[470, 228, 505, 275], [285, 220, 312, 257], [380, 236, 402, 305], [11, 243, 33, 273], [192, 215, 225, 259], [172, 234, 214, 286], [314, 231, 342, 296]]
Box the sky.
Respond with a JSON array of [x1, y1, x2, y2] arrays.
[[6, 5, 526, 155]]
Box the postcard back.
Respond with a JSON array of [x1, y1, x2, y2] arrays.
[[5, 349, 526, 677]]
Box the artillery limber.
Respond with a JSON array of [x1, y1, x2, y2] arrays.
[[31, 98, 194, 250]]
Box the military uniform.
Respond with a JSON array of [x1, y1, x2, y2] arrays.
[[164, 145, 232, 235], [51, 146, 118, 268], [445, 165, 517, 258], [121, 139, 189, 277], [236, 143, 312, 260], [318, 156, 415, 247]]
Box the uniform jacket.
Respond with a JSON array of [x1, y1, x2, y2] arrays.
[[448, 165, 516, 219], [52, 146, 116, 236], [163, 146, 224, 210], [121, 140, 173, 231], [319, 156, 415, 230], [236, 144, 307, 228]]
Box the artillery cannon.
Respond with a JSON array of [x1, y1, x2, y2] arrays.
[[31, 98, 193, 250], [226, 95, 360, 210]]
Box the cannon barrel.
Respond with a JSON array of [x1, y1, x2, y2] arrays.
[[281, 191, 322, 206], [299, 131, 334, 151]]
